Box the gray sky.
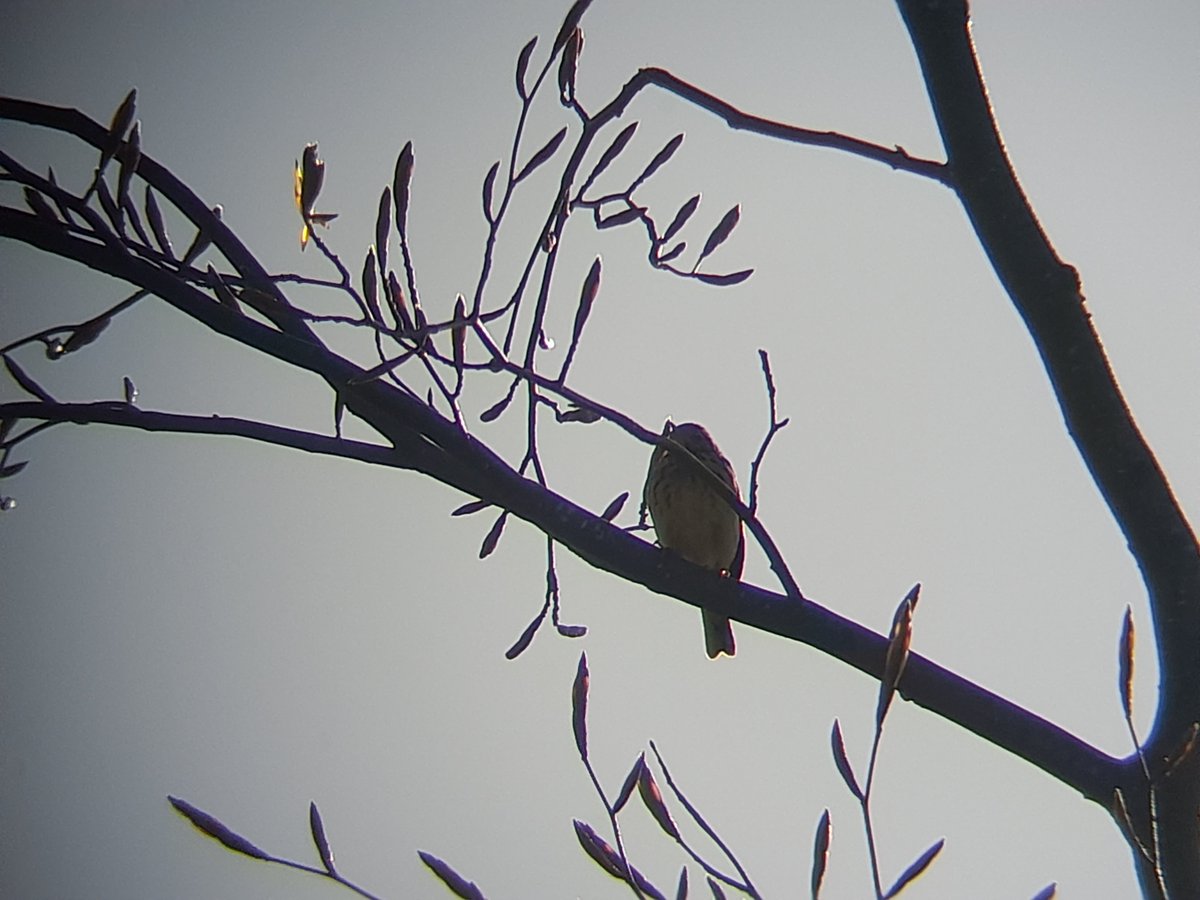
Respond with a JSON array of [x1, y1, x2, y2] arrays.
[[2, 1, 1198, 897]]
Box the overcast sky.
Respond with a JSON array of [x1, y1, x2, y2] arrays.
[[2, 1, 1198, 898]]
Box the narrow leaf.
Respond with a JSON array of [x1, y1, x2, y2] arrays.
[[515, 35, 538, 99], [361, 248, 381, 323], [1118, 605, 1134, 720], [418, 850, 486, 900], [1030, 885, 1057, 900], [0, 460, 29, 479], [120, 190, 152, 247], [451, 500, 491, 517], [3, 354, 55, 403], [144, 187, 174, 258], [122, 376, 138, 405], [516, 127, 568, 182], [638, 766, 680, 839], [830, 720, 862, 800], [107, 89, 137, 149], [95, 177, 122, 232], [585, 121, 639, 189], [505, 607, 547, 659], [599, 492, 628, 522], [482, 160, 500, 221], [571, 652, 589, 760], [207, 265, 242, 312], [452, 294, 467, 372], [116, 120, 141, 211], [675, 867, 689, 900], [309, 802, 336, 874], [573, 819, 625, 878], [693, 269, 753, 287], [697, 204, 740, 264], [167, 796, 270, 861], [393, 142, 414, 233], [656, 241, 687, 265], [810, 808, 831, 899], [633, 133, 684, 189], [597, 206, 642, 229], [375, 187, 391, 275], [612, 755, 645, 814], [479, 512, 508, 558], [878, 583, 919, 727], [552, 0, 593, 53], [883, 837, 944, 898], [571, 257, 602, 346], [706, 876, 727, 900], [662, 194, 701, 242]]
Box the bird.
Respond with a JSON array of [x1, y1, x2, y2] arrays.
[[643, 421, 744, 658]]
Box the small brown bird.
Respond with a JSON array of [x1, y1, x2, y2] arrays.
[[643, 421, 744, 657]]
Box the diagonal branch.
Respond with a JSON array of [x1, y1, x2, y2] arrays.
[[895, 1, 1200, 895]]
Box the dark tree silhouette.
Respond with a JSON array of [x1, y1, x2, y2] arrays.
[[1, 1, 1195, 897]]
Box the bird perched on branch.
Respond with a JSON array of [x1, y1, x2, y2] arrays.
[[643, 421, 744, 658]]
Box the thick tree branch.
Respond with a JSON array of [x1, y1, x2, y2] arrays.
[[896, 1, 1200, 895], [0, 397, 1123, 809]]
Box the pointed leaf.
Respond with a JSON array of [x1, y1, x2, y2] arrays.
[[482, 160, 500, 221], [516, 127, 568, 182], [706, 876, 727, 900], [613, 755, 645, 814], [570, 257, 602, 347], [662, 194, 701, 242], [830, 720, 862, 800], [656, 241, 686, 265], [309, 801, 336, 874], [675, 867, 688, 900], [573, 819, 625, 878], [878, 583, 919, 727], [3, 354, 55, 403], [1118, 605, 1134, 720], [451, 500, 491, 517], [116, 120, 141, 211], [393, 142, 414, 234], [515, 35, 538, 99], [638, 766, 680, 839], [167, 796, 269, 861], [693, 269, 753, 287], [597, 206, 642, 229], [361, 248, 381, 323], [599, 491, 628, 522], [585, 121, 639, 189], [883, 837, 944, 898], [1030, 885, 1057, 900], [479, 511, 508, 558], [553, 0, 593, 53], [571, 652, 589, 760], [697, 204, 740, 264], [418, 850, 486, 900], [0, 460, 29, 479], [122, 376, 138, 405], [810, 809, 831, 899], [144, 186, 173, 258], [632, 133, 684, 190], [95, 176, 122, 232], [375, 187, 391, 275]]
